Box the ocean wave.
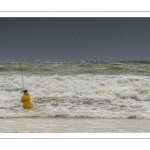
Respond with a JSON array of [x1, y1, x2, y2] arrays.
[[0, 60, 150, 76], [0, 74, 150, 118]]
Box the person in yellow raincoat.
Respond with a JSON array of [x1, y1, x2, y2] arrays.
[[21, 90, 33, 109]]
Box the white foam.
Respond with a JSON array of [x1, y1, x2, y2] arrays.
[[1, 74, 150, 118]]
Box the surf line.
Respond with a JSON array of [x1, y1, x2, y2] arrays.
[[13, 53, 25, 91]]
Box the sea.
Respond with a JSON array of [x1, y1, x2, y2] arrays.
[[1, 60, 150, 133]]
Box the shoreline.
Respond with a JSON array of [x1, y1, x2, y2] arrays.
[[0, 117, 150, 133]]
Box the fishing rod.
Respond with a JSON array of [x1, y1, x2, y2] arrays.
[[13, 53, 25, 92]]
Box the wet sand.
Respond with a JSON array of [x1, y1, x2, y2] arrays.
[[0, 117, 150, 133]]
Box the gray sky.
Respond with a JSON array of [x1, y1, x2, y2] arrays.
[[0, 17, 150, 61]]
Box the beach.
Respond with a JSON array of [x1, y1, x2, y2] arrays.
[[0, 117, 150, 133]]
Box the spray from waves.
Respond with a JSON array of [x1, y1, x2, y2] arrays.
[[1, 74, 150, 119]]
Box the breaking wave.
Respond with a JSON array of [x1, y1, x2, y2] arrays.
[[1, 73, 150, 119]]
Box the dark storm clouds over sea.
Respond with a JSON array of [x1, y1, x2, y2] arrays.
[[0, 17, 150, 61]]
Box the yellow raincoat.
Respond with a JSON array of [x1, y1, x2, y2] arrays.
[[21, 92, 33, 109]]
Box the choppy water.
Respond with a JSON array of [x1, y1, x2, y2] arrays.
[[1, 60, 150, 119]]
